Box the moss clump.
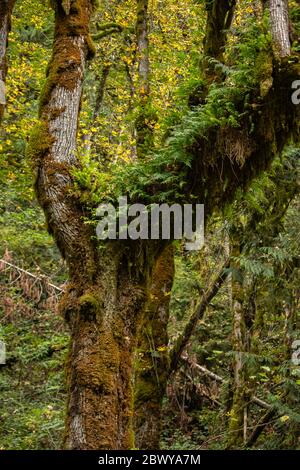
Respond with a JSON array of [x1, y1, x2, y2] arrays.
[[134, 378, 158, 406], [26, 121, 54, 168], [79, 292, 102, 314], [86, 34, 96, 59], [39, 0, 95, 114], [255, 50, 273, 98]]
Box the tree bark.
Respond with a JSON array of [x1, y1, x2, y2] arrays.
[[63, 243, 155, 449], [227, 241, 247, 448], [135, 0, 155, 156], [269, 0, 291, 57], [133, 245, 174, 449], [203, 0, 236, 66], [0, 0, 15, 123]]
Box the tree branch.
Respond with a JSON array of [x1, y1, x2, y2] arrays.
[[181, 354, 272, 411], [169, 258, 230, 373], [203, 0, 237, 64], [245, 407, 277, 447], [92, 24, 123, 41], [28, 0, 97, 283]]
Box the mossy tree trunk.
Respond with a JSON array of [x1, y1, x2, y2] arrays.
[[227, 241, 247, 448], [133, 245, 174, 449], [0, 0, 15, 123], [63, 242, 161, 449], [29, 0, 299, 450], [28, 0, 162, 450]]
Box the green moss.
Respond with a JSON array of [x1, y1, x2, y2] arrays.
[[86, 34, 96, 59], [255, 50, 273, 98], [79, 292, 102, 312], [134, 378, 158, 406], [39, 0, 95, 115], [26, 121, 54, 167]]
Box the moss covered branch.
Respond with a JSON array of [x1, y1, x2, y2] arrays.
[[203, 0, 237, 64]]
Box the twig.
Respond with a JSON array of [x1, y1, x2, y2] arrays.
[[181, 354, 272, 410], [0, 259, 64, 293], [169, 258, 230, 373]]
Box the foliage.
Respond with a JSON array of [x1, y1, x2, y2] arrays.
[[0, 0, 299, 451]]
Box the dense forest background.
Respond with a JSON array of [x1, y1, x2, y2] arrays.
[[0, 0, 299, 450]]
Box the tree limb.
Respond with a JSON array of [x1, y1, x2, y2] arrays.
[[245, 407, 277, 447], [169, 258, 230, 373], [203, 0, 237, 64], [28, 0, 97, 284], [181, 354, 272, 411]]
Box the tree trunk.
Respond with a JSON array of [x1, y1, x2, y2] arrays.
[[28, 0, 298, 451], [83, 64, 110, 155], [203, 0, 236, 66], [27, 0, 159, 450], [63, 243, 154, 449], [135, 0, 155, 156], [134, 245, 174, 449], [227, 242, 247, 448], [269, 0, 291, 57], [0, 0, 15, 123], [136, 0, 150, 96]]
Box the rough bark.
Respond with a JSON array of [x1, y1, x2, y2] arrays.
[[269, 0, 291, 57], [0, 0, 15, 123], [63, 242, 157, 450]]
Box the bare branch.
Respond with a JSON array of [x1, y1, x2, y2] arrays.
[[181, 355, 272, 411], [169, 258, 230, 373]]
